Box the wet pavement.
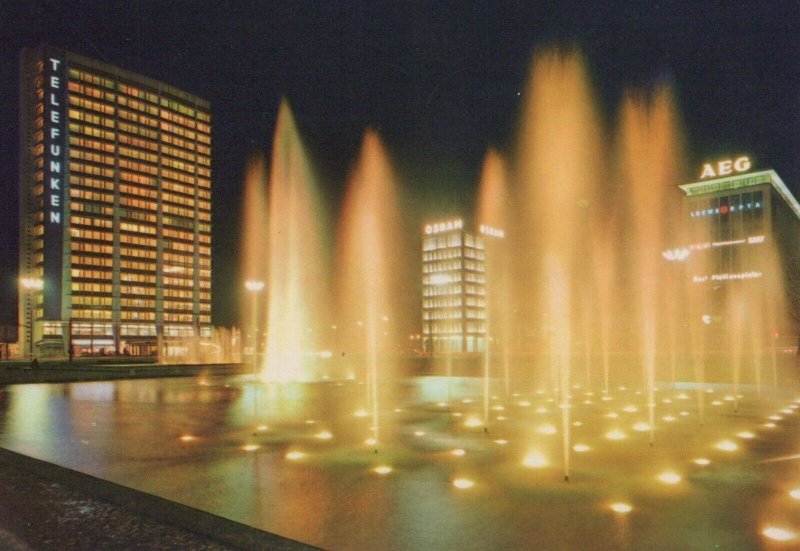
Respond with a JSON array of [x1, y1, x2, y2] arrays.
[[0, 447, 315, 550]]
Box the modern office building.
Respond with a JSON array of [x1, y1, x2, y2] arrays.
[[677, 159, 800, 332], [18, 46, 212, 357], [421, 218, 496, 353]]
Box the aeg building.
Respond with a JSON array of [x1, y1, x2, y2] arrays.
[[19, 46, 212, 356]]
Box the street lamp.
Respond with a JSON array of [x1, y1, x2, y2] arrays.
[[244, 280, 265, 374], [20, 277, 43, 359]]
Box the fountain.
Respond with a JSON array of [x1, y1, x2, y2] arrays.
[[1, 46, 798, 550]]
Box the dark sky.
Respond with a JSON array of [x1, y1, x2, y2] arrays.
[[1, 1, 799, 327]]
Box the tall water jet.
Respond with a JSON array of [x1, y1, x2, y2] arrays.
[[616, 83, 685, 444], [515, 47, 603, 480], [477, 149, 512, 413], [336, 129, 408, 446], [264, 100, 331, 382], [240, 153, 269, 370]]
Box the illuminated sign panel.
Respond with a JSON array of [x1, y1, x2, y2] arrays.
[[42, 52, 67, 318], [479, 224, 505, 238], [699, 156, 751, 180], [425, 219, 463, 235]]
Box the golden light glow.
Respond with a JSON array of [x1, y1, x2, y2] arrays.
[[285, 450, 306, 460], [242, 444, 260, 452], [789, 488, 800, 500], [623, 406, 638, 413], [605, 429, 627, 440], [736, 431, 755, 439], [762, 526, 797, 542], [632, 422, 651, 432], [536, 423, 557, 435], [693, 458, 711, 466], [494, 439, 509, 445], [451, 448, 466, 457], [256, 425, 269, 432], [365, 438, 377, 446], [179, 435, 195, 442], [373, 465, 392, 475], [315, 430, 333, 440], [657, 471, 681, 484], [452, 478, 475, 489], [610, 502, 632, 514], [522, 450, 548, 468], [715, 440, 739, 452], [573, 444, 591, 452], [413, 430, 426, 437], [464, 416, 483, 428]]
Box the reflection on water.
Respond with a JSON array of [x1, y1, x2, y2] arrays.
[[0, 376, 797, 550]]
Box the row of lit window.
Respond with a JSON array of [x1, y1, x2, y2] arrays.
[[464, 248, 485, 260], [121, 171, 155, 186], [121, 298, 155, 308], [120, 207, 156, 223], [120, 133, 158, 152], [423, 234, 462, 251], [165, 313, 193, 322], [71, 161, 114, 178], [119, 121, 158, 140], [73, 295, 112, 306], [119, 222, 155, 235], [160, 108, 198, 130], [72, 95, 115, 116], [69, 122, 115, 142], [71, 188, 113, 204], [163, 227, 193, 242], [464, 260, 485, 272], [120, 145, 158, 164], [423, 249, 465, 262], [71, 148, 114, 166], [73, 308, 112, 320], [164, 301, 193, 311], [120, 157, 158, 175], [72, 242, 113, 255], [423, 297, 462, 309], [120, 108, 158, 128], [423, 285, 462, 297], [69, 136, 112, 153], [163, 192, 196, 208], [72, 282, 112, 293], [164, 203, 200, 220], [121, 246, 157, 260], [121, 273, 155, 285], [69, 68, 115, 90], [121, 284, 155, 295], [71, 255, 111, 268], [164, 287, 195, 297], [120, 183, 157, 200], [121, 260, 155, 272], [121, 196, 157, 211], [423, 261, 462, 273], [117, 94, 158, 116], [67, 81, 116, 104], [71, 175, 114, 191], [69, 108, 114, 129], [121, 324, 157, 336], [71, 268, 112, 280], [120, 233, 156, 248], [123, 311, 155, 321], [70, 228, 113, 241], [422, 322, 486, 334]]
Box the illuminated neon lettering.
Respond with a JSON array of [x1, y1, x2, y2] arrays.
[[699, 156, 752, 180]]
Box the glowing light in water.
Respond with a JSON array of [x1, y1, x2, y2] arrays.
[[573, 444, 591, 452], [606, 430, 627, 440], [452, 478, 475, 489], [657, 471, 681, 484], [537, 423, 557, 435], [373, 465, 393, 475], [610, 502, 633, 514], [693, 458, 711, 466], [315, 431, 333, 440], [762, 526, 797, 542], [242, 444, 260, 452], [464, 416, 483, 428], [522, 450, 549, 468], [494, 439, 509, 445], [623, 405, 638, 413], [715, 440, 739, 452], [736, 431, 755, 439], [633, 422, 651, 432]]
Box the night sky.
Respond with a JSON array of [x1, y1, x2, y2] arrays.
[[1, 1, 799, 328]]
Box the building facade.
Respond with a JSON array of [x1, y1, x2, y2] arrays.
[[421, 219, 487, 353], [678, 162, 800, 336], [19, 46, 212, 357]]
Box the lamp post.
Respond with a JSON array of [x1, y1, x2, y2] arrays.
[[20, 277, 43, 359], [244, 280, 265, 374]]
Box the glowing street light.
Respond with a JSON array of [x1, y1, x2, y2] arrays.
[[244, 280, 265, 373]]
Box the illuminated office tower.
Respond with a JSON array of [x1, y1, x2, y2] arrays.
[[677, 159, 800, 333], [19, 46, 211, 357], [421, 219, 487, 353]]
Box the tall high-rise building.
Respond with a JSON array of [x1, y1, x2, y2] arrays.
[[421, 218, 487, 353], [19, 46, 212, 357]]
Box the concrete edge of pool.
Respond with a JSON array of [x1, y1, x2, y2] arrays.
[[0, 446, 318, 550]]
